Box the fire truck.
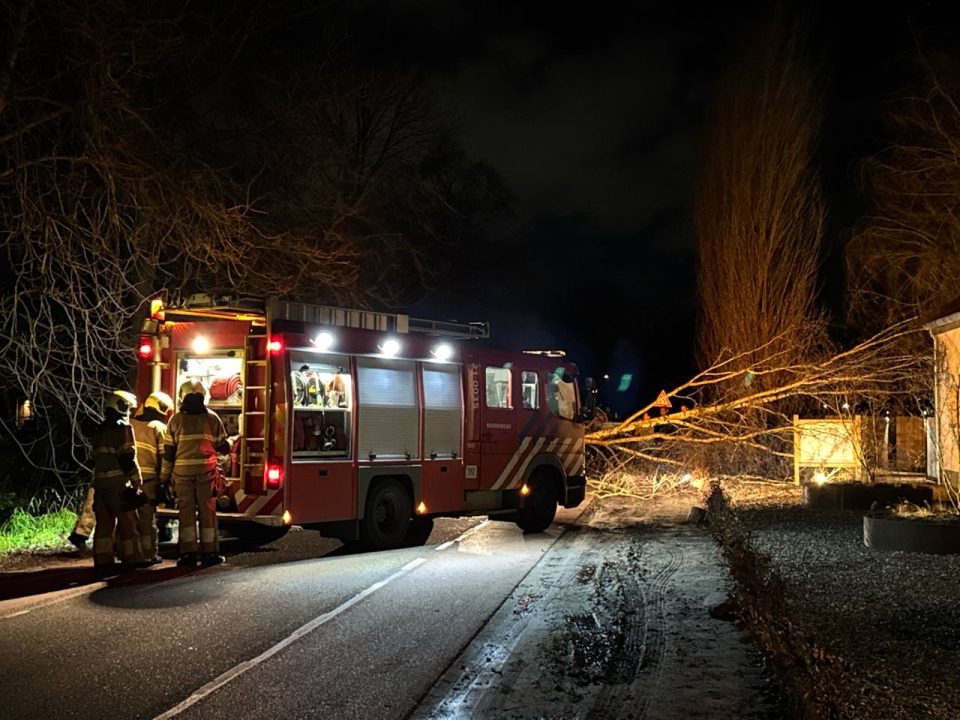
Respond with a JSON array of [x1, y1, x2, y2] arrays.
[[135, 294, 596, 549]]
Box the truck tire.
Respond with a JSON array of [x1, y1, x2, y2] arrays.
[[403, 517, 435, 547], [361, 479, 412, 550], [516, 479, 558, 534]]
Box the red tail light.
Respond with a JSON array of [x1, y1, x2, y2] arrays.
[[266, 463, 283, 489], [137, 337, 153, 360], [267, 337, 283, 354]]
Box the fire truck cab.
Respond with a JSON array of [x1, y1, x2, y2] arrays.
[[136, 295, 596, 550]]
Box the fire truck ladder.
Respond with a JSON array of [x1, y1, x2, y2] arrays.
[[240, 306, 273, 496]]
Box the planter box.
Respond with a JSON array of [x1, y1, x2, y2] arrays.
[[863, 512, 960, 554], [803, 482, 933, 510]]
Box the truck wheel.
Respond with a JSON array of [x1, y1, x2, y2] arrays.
[[362, 480, 412, 550], [516, 481, 558, 534], [403, 517, 435, 547], [226, 523, 291, 546]]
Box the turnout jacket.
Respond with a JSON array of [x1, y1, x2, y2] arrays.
[[131, 408, 167, 481], [160, 394, 228, 481], [92, 413, 142, 489]]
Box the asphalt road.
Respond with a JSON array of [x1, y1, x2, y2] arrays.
[[0, 499, 780, 720], [0, 517, 561, 720]]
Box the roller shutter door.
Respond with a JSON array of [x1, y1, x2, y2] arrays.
[[423, 364, 462, 458], [357, 357, 419, 460]]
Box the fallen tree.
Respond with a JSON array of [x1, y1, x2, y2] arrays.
[[585, 322, 926, 498]]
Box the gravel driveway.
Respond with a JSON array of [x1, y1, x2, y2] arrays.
[[718, 482, 960, 720]]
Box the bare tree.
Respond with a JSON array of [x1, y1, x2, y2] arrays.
[[253, 69, 508, 305], [695, 11, 827, 385], [587, 323, 924, 498], [847, 51, 960, 333], [0, 1, 500, 503]]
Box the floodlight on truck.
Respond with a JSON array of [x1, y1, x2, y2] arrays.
[[379, 337, 401, 356], [430, 343, 453, 361], [311, 331, 334, 351], [192, 336, 211, 354]]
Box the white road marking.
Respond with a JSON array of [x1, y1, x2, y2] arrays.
[[154, 556, 432, 719], [155, 520, 493, 716], [0, 583, 107, 620]]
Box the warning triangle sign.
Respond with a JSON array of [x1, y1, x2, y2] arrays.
[[653, 390, 672, 408]]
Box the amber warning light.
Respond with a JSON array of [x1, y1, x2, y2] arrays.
[[137, 337, 153, 360]]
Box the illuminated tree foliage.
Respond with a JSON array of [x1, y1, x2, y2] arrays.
[[695, 12, 827, 385]]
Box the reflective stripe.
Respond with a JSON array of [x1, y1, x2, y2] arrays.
[[492, 438, 531, 490], [174, 459, 216, 469], [508, 437, 546, 489], [200, 528, 217, 543], [180, 526, 197, 542], [94, 446, 118, 454]]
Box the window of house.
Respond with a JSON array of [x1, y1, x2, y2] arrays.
[[546, 368, 577, 420], [521, 371, 539, 410], [485, 366, 512, 409], [290, 351, 353, 458]]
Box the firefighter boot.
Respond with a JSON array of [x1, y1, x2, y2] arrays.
[[177, 553, 199, 568], [200, 553, 225, 567]]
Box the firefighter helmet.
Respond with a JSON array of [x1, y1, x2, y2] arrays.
[[144, 391, 174, 415], [104, 390, 138, 417], [178, 380, 206, 401]]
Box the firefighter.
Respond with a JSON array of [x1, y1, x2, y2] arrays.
[[160, 380, 229, 567], [91, 389, 143, 568], [131, 391, 174, 565]]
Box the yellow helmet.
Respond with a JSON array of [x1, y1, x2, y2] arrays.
[[144, 391, 174, 414], [104, 390, 137, 417], [178, 380, 207, 401]]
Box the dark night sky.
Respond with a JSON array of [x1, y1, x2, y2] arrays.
[[324, 2, 960, 414]]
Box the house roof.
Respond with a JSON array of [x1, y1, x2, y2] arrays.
[[924, 296, 960, 334]]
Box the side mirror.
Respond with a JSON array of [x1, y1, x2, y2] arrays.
[[578, 377, 598, 422]]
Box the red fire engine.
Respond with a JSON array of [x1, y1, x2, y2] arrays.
[[135, 294, 596, 549]]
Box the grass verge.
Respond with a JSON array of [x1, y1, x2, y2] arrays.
[[0, 507, 76, 553]]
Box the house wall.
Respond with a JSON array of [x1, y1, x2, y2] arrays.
[[934, 329, 960, 478]]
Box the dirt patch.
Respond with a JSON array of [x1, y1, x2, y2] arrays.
[[413, 496, 782, 719]]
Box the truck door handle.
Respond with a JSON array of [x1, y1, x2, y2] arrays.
[[318, 469, 328, 477]]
